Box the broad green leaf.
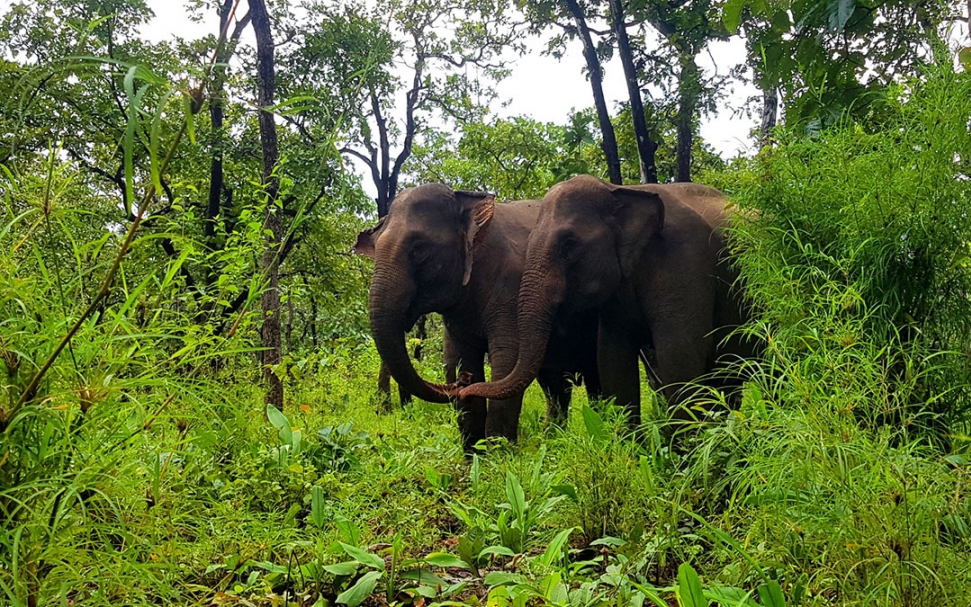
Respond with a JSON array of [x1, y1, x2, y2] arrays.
[[722, 0, 746, 33], [629, 581, 674, 607], [182, 93, 197, 144], [336, 570, 383, 607], [550, 484, 578, 502], [323, 561, 359, 576], [590, 536, 625, 547], [425, 552, 472, 569], [959, 47, 971, 71], [291, 428, 302, 455], [253, 560, 288, 574], [266, 404, 293, 447], [480, 545, 517, 558], [826, 0, 855, 31], [505, 472, 526, 521], [310, 486, 327, 528], [676, 563, 708, 607], [536, 527, 575, 567], [339, 542, 385, 570], [581, 404, 609, 443], [705, 586, 758, 606], [484, 571, 528, 586], [149, 88, 175, 197], [945, 454, 969, 467], [757, 580, 787, 607], [399, 568, 445, 585]]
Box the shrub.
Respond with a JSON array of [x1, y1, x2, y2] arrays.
[[729, 62, 971, 435]]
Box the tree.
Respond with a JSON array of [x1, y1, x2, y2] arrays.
[[632, 0, 729, 182], [608, 0, 658, 183], [248, 0, 283, 410], [722, 0, 960, 133], [521, 0, 624, 184], [405, 116, 591, 199], [300, 0, 523, 217]]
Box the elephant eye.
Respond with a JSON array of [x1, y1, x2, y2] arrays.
[[410, 239, 433, 263], [560, 234, 581, 261]]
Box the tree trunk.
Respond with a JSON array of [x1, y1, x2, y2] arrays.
[[250, 0, 283, 410], [563, 0, 623, 185], [609, 0, 658, 184], [675, 52, 700, 183], [758, 85, 778, 149], [207, 1, 250, 278]]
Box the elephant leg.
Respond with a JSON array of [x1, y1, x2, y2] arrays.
[[649, 320, 712, 421], [453, 343, 487, 453], [537, 369, 572, 426], [484, 342, 524, 443], [582, 365, 603, 403], [444, 335, 459, 385], [377, 360, 393, 412], [398, 385, 413, 406], [598, 318, 643, 430]]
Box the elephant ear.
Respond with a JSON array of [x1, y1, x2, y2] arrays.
[[455, 191, 496, 286], [353, 216, 387, 259], [608, 186, 665, 274]]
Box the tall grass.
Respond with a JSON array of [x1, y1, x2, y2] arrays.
[[677, 61, 971, 604], [727, 62, 971, 436]]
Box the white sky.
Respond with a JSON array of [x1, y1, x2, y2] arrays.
[[0, 0, 759, 189], [136, 1, 759, 156]]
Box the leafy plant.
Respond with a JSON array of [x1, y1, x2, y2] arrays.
[[326, 534, 459, 606]]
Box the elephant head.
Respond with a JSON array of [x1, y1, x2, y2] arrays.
[[460, 175, 663, 401], [355, 184, 495, 403]]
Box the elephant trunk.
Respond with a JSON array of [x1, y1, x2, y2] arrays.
[[369, 267, 451, 404], [461, 263, 561, 400]]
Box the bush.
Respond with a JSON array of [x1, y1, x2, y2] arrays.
[[728, 62, 971, 435]]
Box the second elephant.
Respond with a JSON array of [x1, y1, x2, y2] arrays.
[[460, 175, 754, 427]]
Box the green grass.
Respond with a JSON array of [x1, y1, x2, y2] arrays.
[[4, 347, 971, 606]]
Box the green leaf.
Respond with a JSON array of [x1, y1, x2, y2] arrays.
[[550, 484, 578, 502], [483, 571, 528, 586], [323, 561, 359, 576], [480, 545, 517, 558], [336, 570, 383, 607], [581, 404, 610, 443], [311, 486, 327, 528], [959, 47, 971, 71], [536, 527, 575, 567], [425, 552, 472, 569], [182, 93, 197, 144], [339, 542, 385, 570], [676, 563, 708, 607], [505, 472, 526, 521], [590, 536, 625, 547], [399, 568, 446, 585], [945, 454, 969, 467], [826, 0, 855, 31], [722, 0, 746, 33], [266, 404, 293, 447], [757, 580, 787, 607], [705, 586, 758, 606], [291, 428, 302, 455]]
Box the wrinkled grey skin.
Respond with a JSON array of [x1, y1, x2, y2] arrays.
[[460, 175, 753, 427], [355, 184, 601, 451]]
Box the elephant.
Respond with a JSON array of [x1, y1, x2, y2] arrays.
[[354, 183, 601, 451], [458, 175, 753, 428]]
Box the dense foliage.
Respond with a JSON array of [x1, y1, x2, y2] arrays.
[[1, 0, 971, 605]]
